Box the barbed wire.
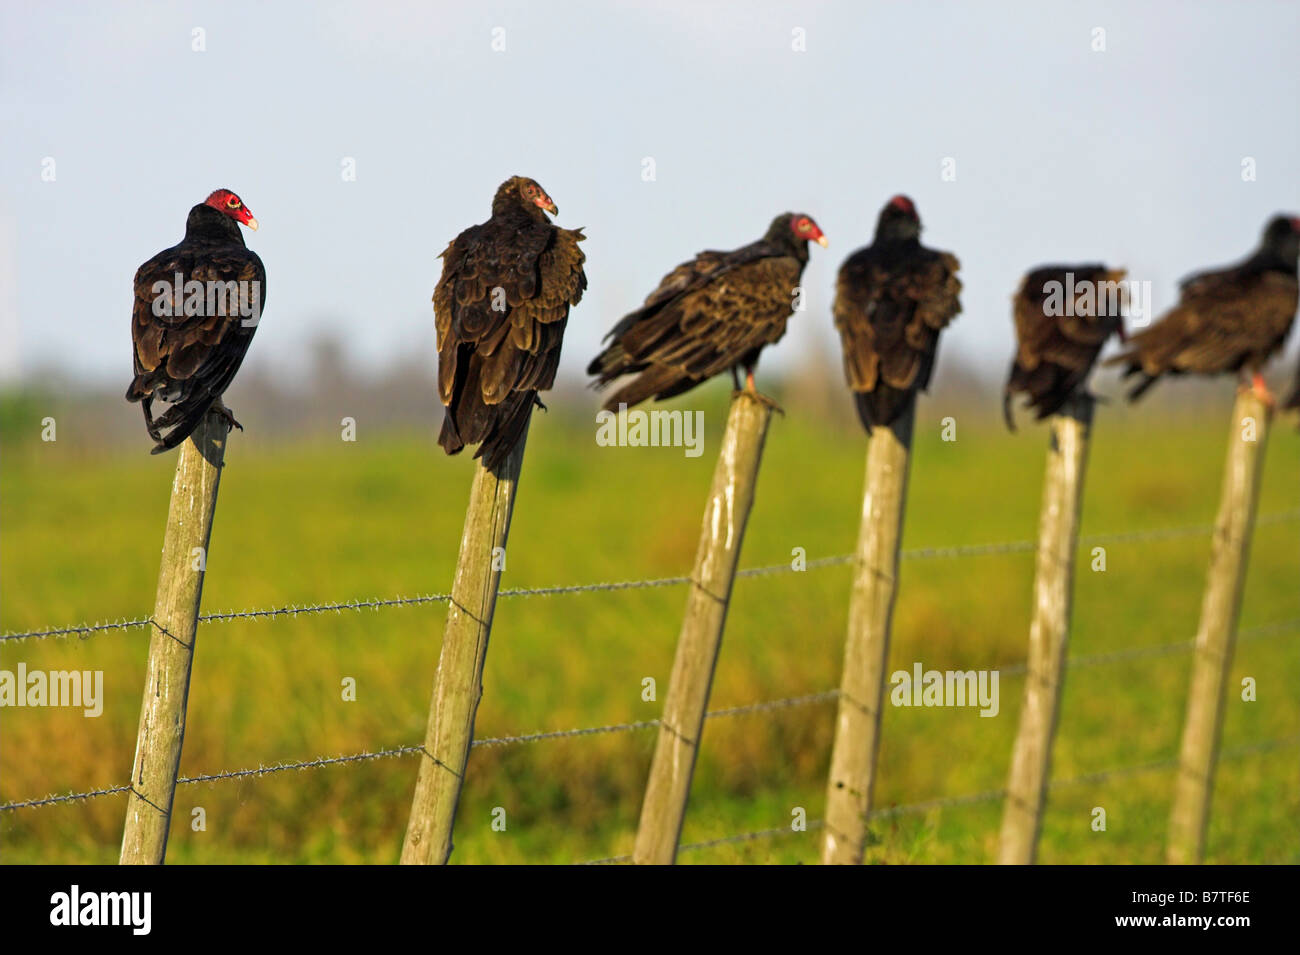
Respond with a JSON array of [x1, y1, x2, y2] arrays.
[[472, 690, 841, 750], [995, 615, 1300, 677], [580, 734, 1300, 864], [9, 604, 1296, 816], [6, 611, 1297, 815], [6, 508, 1298, 645], [177, 746, 426, 788], [5, 612, 1298, 814], [0, 690, 842, 813], [0, 782, 134, 813]]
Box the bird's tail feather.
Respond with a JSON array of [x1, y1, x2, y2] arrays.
[[853, 385, 913, 435], [437, 359, 534, 473], [147, 398, 215, 454], [601, 366, 691, 413], [474, 393, 534, 473], [1125, 372, 1160, 402]]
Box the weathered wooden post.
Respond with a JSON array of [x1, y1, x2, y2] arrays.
[[120, 408, 228, 865], [632, 392, 774, 865], [997, 392, 1094, 864], [1167, 390, 1271, 864], [401, 420, 530, 865], [820, 395, 914, 865]]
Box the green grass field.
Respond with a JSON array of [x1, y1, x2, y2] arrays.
[[2, 384, 1298, 864]]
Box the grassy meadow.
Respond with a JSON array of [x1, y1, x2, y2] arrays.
[[2, 382, 1298, 864]]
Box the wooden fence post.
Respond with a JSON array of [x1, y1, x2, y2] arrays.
[[401, 419, 530, 865], [632, 392, 774, 864], [120, 408, 228, 865], [1167, 390, 1270, 864], [821, 395, 915, 865], [997, 392, 1094, 864]]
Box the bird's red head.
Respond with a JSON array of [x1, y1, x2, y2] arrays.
[[889, 195, 917, 218], [520, 178, 558, 215], [791, 214, 829, 247], [204, 189, 259, 231]]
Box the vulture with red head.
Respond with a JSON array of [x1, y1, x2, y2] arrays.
[[1106, 215, 1300, 402], [1003, 264, 1127, 429], [126, 188, 265, 453], [587, 212, 827, 410], [833, 195, 962, 432], [434, 176, 587, 471]]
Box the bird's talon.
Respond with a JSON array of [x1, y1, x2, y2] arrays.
[[213, 403, 243, 432], [738, 390, 785, 415]]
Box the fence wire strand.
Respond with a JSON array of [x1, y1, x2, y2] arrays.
[[0, 690, 842, 813], [4, 507, 1297, 862], [4, 619, 1298, 814], [6, 508, 1298, 645], [580, 734, 1300, 864]]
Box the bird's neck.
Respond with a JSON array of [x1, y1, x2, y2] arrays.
[[874, 235, 921, 254], [762, 230, 808, 262], [492, 197, 547, 224], [184, 205, 245, 245], [1245, 244, 1298, 275]]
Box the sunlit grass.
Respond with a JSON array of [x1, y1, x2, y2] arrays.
[[2, 384, 1297, 863]]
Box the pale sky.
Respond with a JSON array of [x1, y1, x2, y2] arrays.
[[2, 0, 1297, 387]]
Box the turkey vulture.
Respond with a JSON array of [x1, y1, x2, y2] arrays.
[[435, 176, 587, 471], [587, 212, 827, 410], [1003, 264, 1127, 429], [833, 195, 962, 432], [1106, 215, 1300, 402], [126, 188, 265, 454]]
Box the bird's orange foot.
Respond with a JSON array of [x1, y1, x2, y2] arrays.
[[739, 370, 783, 413], [1245, 372, 1276, 410], [732, 385, 785, 414]]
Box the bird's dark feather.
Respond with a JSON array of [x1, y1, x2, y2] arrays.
[[126, 204, 265, 452], [1004, 264, 1125, 429], [434, 178, 586, 471], [1104, 217, 1299, 401], [833, 206, 961, 433], [588, 214, 814, 411]]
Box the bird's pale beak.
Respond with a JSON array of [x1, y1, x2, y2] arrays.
[[816, 235, 829, 248], [245, 216, 259, 231]]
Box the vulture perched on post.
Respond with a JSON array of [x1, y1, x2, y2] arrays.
[[587, 212, 827, 410], [1003, 264, 1127, 429], [434, 176, 587, 471], [126, 188, 265, 453], [833, 195, 962, 432], [1106, 214, 1300, 402]]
